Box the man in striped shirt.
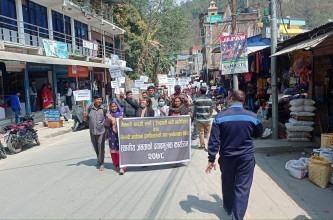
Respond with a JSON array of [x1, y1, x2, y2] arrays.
[[194, 87, 213, 149]]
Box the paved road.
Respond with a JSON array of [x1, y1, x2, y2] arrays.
[[0, 130, 324, 219]]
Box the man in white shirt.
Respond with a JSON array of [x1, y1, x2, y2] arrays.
[[66, 82, 73, 110]]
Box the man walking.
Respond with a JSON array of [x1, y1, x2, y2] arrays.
[[205, 90, 263, 220], [65, 82, 73, 110], [193, 87, 213, 149], [120, 91, 139, 117], [5, 92, 22, 124], [29, 80, 37, 112], [83, 94, 107, 171]]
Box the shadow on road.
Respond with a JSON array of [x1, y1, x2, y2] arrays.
[[127, 163, 187, 172], [179, 194, 230, 219]]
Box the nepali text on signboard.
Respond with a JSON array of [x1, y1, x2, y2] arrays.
[[43, 109, 60, 121], [205, 14, 223, 23], [220, 33, 248, 75], [73, 90, 91, 101], [118, 116, 191, 167]]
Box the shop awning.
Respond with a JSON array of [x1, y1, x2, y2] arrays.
[[0, 51, 116, 69], [247, 45, 270, 54], [271, 31, 333, 57]]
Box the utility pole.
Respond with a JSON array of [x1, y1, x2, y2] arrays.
[[231, 0, 239, 91], [270, 0, 279, 140]]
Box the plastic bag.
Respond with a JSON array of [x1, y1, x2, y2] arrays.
[[290, 99, 305, 107], [285, 158, 309, 179], [289, 118, 314, 126], [285, 123, 314, 132]]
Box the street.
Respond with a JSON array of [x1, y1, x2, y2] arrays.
[[0, 130, 331, 219]]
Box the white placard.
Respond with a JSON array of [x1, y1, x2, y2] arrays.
[[111, 81, 119, 88], [135, 80, 145, 88], [132, 88, 139, 95], [211, 86, 217, 90], [194, 81, 200, 87], [202, 83, 207, 87], [120, 88, 125, 94], [179, 78, 188, 85], [119, 77, 126, 84], [168, 78, 176, 86], [158, 75, 168, 84], [109, 67, 122, 78], [73, 90, 91, 101], [140, 84, 148, 90], [140, 75, 149, 83], [115, 88, 121, 94]]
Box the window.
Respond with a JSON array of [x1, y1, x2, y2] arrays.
[[74, 20, 88, 46], [52, 10, 71, 43], [22, 0, 48, 38], [0, 0, 17, 30]]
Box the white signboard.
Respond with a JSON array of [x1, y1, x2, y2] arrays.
[[158, 75, 168, 84], [132, 88, 139, 95], [120, 88, 125, 94], [111, 81, 119, 88], [202, 83, 207, 87], [109, 67, 122, 78], [135, 80, 145, 88], [82, 40, 98, 50], [211, 86, 217, 90], [119, 77, 126, 84], [179, 78, 188, 85], [73, 90, 91, 101], [140, 84, 148, 90], [140, 75, 149, 83], [168, 78, 176, 86], [115, 88, 121, 95]]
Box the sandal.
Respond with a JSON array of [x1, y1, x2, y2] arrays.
[[99, 164, 105, 171], [119, 168, 125, 175]]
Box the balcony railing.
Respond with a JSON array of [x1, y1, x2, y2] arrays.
[[0, 14, 125, 61]]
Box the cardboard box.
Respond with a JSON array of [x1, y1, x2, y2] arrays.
[[48, 120, 63, 128], [321, 133, 333, 148]]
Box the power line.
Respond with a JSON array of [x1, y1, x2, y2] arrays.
[[291, 0, 314, 24], [277, 0, 289, 39]]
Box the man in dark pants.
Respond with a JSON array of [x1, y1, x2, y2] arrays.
[[205, 90, 263, 220], [83, 94, 107, 171]]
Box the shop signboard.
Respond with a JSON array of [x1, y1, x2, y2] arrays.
[[206, 14, 223, 23], [73, 90, 91, 101], [68, 65, 89, 77], [220, 34, 248, 75], [28, 63, 52, 71], [43, 109, 60, 121], [109, 67, 122, 78], [118, 116, 191, 167], [82, 40, 98, 50]]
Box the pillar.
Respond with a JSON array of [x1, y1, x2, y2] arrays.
[[90, 70, 94, 102], [52, 65, 58, 109], [15, 0, 25, 44], [24, 64, 31, 114], [47, 7, 54, 40]]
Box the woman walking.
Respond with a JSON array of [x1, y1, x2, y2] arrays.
[[154, 97, 169, 117], [105, 101, 126, 175], [168, 97, 191, 116], [136, 97, 154, 117]]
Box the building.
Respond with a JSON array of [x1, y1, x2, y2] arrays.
[[0, 0, 126, 121], [277, 18, 307, 41], [199, 1, 261, 82], [188, 46, 203, 77]]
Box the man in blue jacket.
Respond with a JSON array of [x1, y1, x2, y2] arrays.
[[5, 92, 22, 124], [205, 90, 263, 220]]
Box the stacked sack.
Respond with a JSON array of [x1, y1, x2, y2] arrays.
[[286, 99, 316, 142]]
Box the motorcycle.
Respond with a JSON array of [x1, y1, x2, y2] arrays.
[[3, 115, 40, 154], [0, 140, 6, 159], [71, 105, 89, 132]]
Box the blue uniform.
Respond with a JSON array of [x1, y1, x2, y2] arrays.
[[208, 103, 263, 220]]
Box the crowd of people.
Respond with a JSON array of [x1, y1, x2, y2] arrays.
[[84, 85, 214, 174]]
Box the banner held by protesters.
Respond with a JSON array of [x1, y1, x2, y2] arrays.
[[118, 116, 191, 167]]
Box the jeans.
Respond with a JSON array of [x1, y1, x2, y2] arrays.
[[247, 97, 255, 112], [13, 109, 20, 124], [30, 95, 37, 112]]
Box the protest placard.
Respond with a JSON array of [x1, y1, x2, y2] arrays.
[[111, 81, 119, 88], [131, 88, 139, 95], [140, 75, 149, 83], [115, 88, 121, 94], [135, 80, 145, 88], [168, 78, 176, 86], [158, 75, 168, 85], [109, 67, 122, 78], [118, 116, 191, 167], [211, 86, 217, 90], [140, 84, 148, 90], [73, 90, 91, 101], [119, 77, 126, 84]]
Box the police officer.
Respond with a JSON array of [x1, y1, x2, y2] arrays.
[[205, 90, 263, 220]]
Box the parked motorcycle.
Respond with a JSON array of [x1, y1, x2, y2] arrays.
[[3, 115, 40, 154], [72, 105, 89, 132], [0, 140, 6, 159]]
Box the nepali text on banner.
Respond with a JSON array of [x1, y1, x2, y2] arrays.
[[220, 33, 248, 75], [118, 116, 191, 167]]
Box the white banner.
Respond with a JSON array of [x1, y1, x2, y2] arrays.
[[73, 90, 91, 101]]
